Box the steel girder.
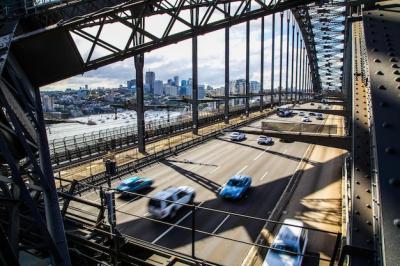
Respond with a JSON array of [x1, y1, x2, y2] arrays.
[[292, 6, 321, 93], [11, 0, 318, 87], [0, 19, 71, 265]]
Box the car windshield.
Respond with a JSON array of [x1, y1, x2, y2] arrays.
[[149, 199, 162, 208], [227, 179, 243, 187]]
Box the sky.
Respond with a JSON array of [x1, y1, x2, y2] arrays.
[[41, 11, 301, 91]]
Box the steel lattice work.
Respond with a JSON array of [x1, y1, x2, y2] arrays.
[[307, 1, 346, 91]]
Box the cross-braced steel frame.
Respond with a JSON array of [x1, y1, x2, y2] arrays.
[[0, 0, 350, 264]]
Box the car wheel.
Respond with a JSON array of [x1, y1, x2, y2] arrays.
[[189, 194, 195, 204], [170, 207, 177, 218]]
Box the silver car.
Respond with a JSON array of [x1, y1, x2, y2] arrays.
[[258, 135, 273, 145], [230, 132, 246, 141], [263, 219, 308, 266]]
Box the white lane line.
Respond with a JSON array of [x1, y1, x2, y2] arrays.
[[116, 195, 141, 210], [151, 201, 204, 244], [212, 214, 230, 234], [209, 166, 220, 174], [259, 171, 269, 181], [253, 147, 271, 161], [236, 165, 248, 175]]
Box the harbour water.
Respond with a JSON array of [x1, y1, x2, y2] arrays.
[[46, 110, 185, 141]]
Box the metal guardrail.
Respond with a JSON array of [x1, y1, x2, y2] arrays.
[[50, 105, 267, 168]]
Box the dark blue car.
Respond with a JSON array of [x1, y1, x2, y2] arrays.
[[116, 176, 153, 195], [219, 175, 252, 199]]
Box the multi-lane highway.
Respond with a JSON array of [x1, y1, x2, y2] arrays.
[[68, 102, 343, 265]]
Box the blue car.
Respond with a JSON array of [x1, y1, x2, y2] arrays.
[[219, 175, 252, 199], [116, 176, 153, 195]]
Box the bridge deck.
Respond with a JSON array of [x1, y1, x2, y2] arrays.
[[63, 102, 345, 265]]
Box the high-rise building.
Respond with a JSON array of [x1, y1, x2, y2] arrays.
[[250, 81, 260, 93], [42, 94, 54, 112], [173, 76, 179, 87], [154, 80, 164, 96], [127, 79, 136, 95], [145, 71, 155, 94], [198, 85, 206, 99], [164, 85, 178, 96]]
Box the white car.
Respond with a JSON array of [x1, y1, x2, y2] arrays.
[[263, 219, 308, 266], [298, 111, 305, 116], [258, 135, 273, 145], [302, 116, 311, 122], [230, 132, 246, 141], [148, 186, 195, 219]]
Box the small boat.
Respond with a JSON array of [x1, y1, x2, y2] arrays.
[[87, 119, 97, 125]]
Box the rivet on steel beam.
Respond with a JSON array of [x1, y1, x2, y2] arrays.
[[388, 52, 395, 56], [390, 58, 398, 62], [394, 219, 400, 227], [385, 147, 394, 153], [366, 204, 371, 209], [372, 48, 378, 52], [356, 181, 360, 185], [389, 178, 400, 187], [393, 70, 400, 75], [374, 58, 381, 63], [395, 77, 400, 82], [366, 189, 371, 193], [355, 210, 360, 215], [382, 122, 390, 128], [366, 220, 372, 226], [376, 71, 384, 75], [356, 195, 360, 199], [391, 64, 400, 68], [378, 85, 386, 90]]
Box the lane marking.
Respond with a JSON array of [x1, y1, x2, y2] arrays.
[[151, 201, 204, 244], [209, 166, 220, 174], [253, 147, 271, 161], [236, 165, 248, 175], [212, 214, 230, 234], [259, 171, 269, 181], [116, 195, 141, 210]]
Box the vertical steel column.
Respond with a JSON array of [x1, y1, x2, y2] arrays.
[[295, 30, 299, 103], [192, 36, 199, 134], [285, 12, 290, 103], [270, 13, 276, 105], [302, 46, 306, 101], [278, 12, 283, 105], [192, 6, 199, 134], [290, 16, 295, 102], [298, 39, 303, 102], [135, 54, 145, 153], [260, 16, 265, 111], [34, 88, 71, 266], [224, 25, 230, 124], [245, 18, 250, 116]]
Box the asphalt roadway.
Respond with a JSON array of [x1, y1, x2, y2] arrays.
[[68, 102, 341, 265]]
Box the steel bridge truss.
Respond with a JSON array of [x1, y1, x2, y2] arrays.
[[0, 0, 350, 265]]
